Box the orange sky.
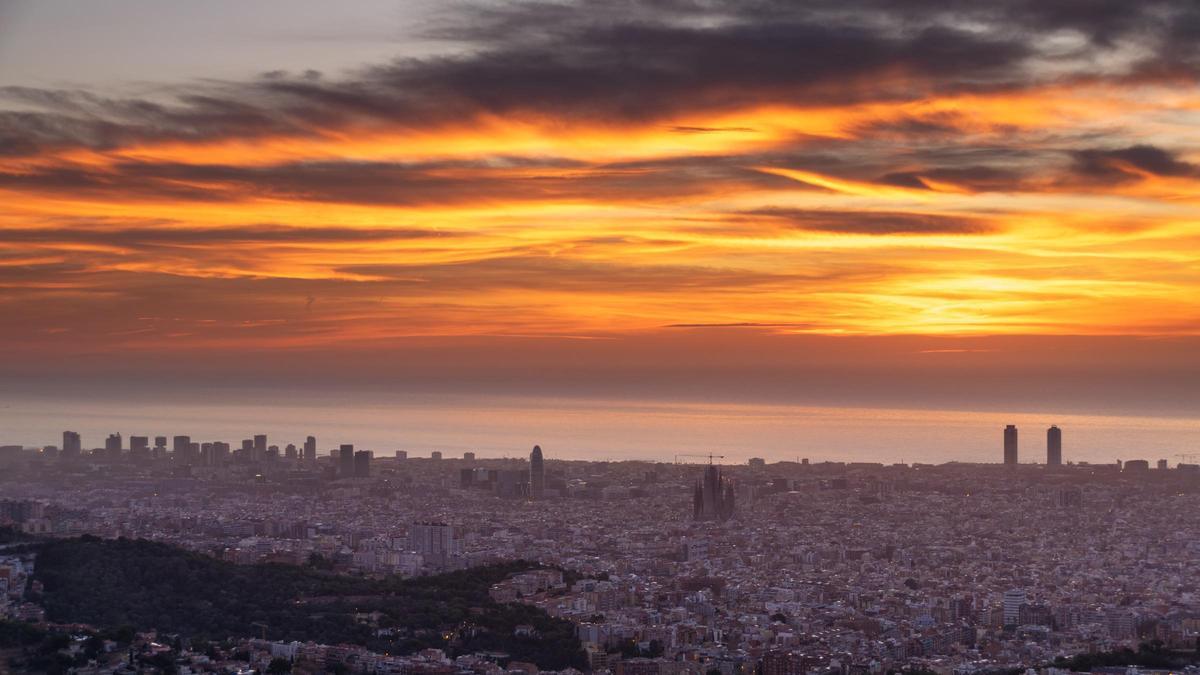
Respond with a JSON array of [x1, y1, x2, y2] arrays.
[[1, 0, 1199, 403]]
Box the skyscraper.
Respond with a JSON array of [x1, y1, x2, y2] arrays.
[[303, 436, 316, 462], [62, 431, 81, 458], [338, 444, 355, 478], [130, 435, 149, 459], [1003, 425, 1018, 465], [252, 434, 267, 462], [530, 444, 545, 499], [1003, 589, 1026, 626], [105, 433, 122, 453], [693, 463, 736, 521], [353, 450, 372, 478], [173, 435, 191, 461], [1046, 425, 1062, 465]]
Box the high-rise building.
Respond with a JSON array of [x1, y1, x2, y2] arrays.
[[62, 431, 82, 458], [463, 451, 476, 461], [353, 450, 372, 478], [130, 436, 150, 459], [1046, 426, 1062, 465], [338, 444, 355, 478], [408, 522, 457, 565], [303, 436, 316, 462], [284, 443, 297, 459], [212, 441, 231, 465], [530, 444, 545, 499], [154, 436, 167, 450], [173, 435, 191, 455], [1003, 589, 1026, 626], [395, 450, 408, 460], [1003, 425, 1018, 465], [105, 433, 122, 452], [430, 451, 443, 460], [693, 463, 736, 521], [251, 434, 267, 462]]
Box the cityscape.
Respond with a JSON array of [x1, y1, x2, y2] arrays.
[[2, 425, 1199, 674], [3, 0, 1200, 673]]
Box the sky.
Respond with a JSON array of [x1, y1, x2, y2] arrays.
[[1, 0, 1200, 416]]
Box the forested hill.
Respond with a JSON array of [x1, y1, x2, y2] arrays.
[[30, 536, 585, 670]]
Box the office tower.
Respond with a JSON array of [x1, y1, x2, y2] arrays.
[[530, 444, 545, 499], [338, 444, 355, 478], [463, 451, 476, 461], [430, 451, 442, 460], [62, 431, 82, 458], [1003, 425, 1018, 465], [395, 450, 408, 460], [353, 450, 372, 478], [693, 463, 736, 521], [130, 435, 149, 453], [200, 442, 213, 465], [408, 522, 457, 565], [460, 468, 474, 489], [1046, 426, 1062, 465], [105, 433, 122, 452], [1003, 589, 1026, 626], [212, 441, 231, 465], [154, 436, 167, 450], [253, 434, 267, 459], [1157, 458, 1168, 470], [285, 443, 297, 459], [173, 435, 191, 459], [303, 436, 316, 462]]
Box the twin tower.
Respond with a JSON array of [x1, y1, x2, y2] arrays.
[[1003, 424, 1062, 466]]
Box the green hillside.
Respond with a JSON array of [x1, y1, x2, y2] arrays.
[[31, 536, 585, 670]]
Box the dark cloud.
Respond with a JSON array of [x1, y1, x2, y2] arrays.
[[1, 0, 1194, 162], [1068, 144, 1199, 184], [0, 225, 455, 248], [0, 157, 784, 206], [876, 165, 1027, 193], [337, 254, 880, 293], [740, 208, 992, 235]]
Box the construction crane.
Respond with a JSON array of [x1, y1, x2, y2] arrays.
[[674, 453, 726, 465]]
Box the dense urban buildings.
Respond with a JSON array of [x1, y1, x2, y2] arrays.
[[1, 425, 1199, 675]]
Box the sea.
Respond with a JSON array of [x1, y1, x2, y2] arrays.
[[1, 389, 1197, 465]]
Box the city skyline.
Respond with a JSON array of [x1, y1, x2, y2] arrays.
[[16, 421, 1195, 470]]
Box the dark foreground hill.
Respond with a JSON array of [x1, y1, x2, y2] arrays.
[[31, 536, 585, 670]]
